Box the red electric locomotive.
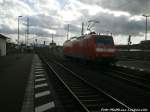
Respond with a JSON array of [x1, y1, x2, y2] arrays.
[[63, 32, 116, 64]]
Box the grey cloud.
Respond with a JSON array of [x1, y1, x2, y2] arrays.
[[29, 27, 50, 37], [63, 24, 81, 34], [79, 0, 150, 15], [22, 14, 60, 29], [91, 12, 146, 35], [69, 10, 147, 36], [1, 0, 149, 45], [0, 20, 51, 38], [0, 24, 17, 34]]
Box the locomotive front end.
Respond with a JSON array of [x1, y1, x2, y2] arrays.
[[95, 35, 117, 63]]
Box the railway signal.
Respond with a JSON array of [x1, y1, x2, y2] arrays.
[[128, 35, 132, 51], [128, 35, 132, 45]]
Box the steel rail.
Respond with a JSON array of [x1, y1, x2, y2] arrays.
[[52, 60, 133, 110], [40, 55, 133, 112], [41, 56, 90, 112]]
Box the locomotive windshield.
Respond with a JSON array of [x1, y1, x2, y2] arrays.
[[96, 36, 114, 45]]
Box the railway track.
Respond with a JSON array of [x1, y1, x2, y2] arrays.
[[40, 50, 150, 91], [106, 65, 150, 90], [59, 57, 150, 91], [39, 55, 133, 112], [55, 55, 150, 91]]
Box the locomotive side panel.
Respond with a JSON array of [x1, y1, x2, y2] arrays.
[[86, 35, 96, 60], [82, 37, 88, 59]]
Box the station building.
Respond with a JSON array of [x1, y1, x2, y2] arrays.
[[0, 34, 7, 56]]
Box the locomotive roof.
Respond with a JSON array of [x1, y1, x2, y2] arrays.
[[96, 35, 113, 37], [63, 34, 113, 45], [65, 34, 112, 42]]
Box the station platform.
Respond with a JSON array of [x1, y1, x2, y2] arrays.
[[0, 54, 61, 112], [0, 54, 33, 112], [21, 54, 61, 112]]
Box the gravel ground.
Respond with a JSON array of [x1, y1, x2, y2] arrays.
[[0, 53, 33, 112], [117, 60, 150, 72], [42, 52, 150, 110], [61, 60, 150, 109]]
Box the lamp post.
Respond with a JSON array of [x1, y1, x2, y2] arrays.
[[67, 24, 69, 40], [18, 16, 22, 47], [142, 14, 150, 40], [26, 17, 29, 46]]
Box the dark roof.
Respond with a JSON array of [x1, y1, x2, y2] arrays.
[[0, 34, 8, 39], [140, 40, 150, 44]]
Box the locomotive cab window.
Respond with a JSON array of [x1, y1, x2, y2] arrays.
[[96, 36, 114, 45]]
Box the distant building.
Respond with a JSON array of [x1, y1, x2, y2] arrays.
[[140, 40, 150, 49], [0, 34, 7, 56], [140, 40, 150, 45]]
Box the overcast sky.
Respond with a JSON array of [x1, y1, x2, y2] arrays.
[[0, 0, 150, 45]]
